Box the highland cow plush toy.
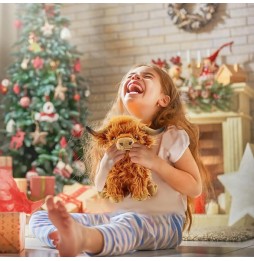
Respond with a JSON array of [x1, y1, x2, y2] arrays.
[[86, 115, 165, 203]]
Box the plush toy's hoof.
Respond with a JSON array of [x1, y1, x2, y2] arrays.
[[109, 196, 123, 203]]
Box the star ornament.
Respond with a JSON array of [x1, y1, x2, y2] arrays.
[[218, 143, 254, 226], [41, 22, 54, 37], [31, 125, 48, 145], [54, 83, 68, 101]]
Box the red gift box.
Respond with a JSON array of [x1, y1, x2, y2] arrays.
[[30, 176, 55, 200], [0, 156, 12, 176]]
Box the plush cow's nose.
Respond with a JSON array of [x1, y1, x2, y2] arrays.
[[116, 137, 134, 151]]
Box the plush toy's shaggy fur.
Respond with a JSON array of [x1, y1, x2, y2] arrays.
[[86, 115, 164, 203]]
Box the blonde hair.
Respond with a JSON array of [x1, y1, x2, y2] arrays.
[[84, 64, 212, 231]]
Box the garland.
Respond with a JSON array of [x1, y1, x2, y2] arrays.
[[168, 3, 218, 32], [180, 77, 233, 112]]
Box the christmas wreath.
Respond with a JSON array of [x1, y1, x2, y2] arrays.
[[168, 3, 218, 32], [180, 77, 233, 112]]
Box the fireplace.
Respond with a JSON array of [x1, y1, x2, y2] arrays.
[[186, 82, 254, 226]]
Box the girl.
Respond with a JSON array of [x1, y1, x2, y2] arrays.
[[29, 64, 211, 257]]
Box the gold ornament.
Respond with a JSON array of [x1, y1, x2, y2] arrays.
[[54, 75, 68, 101], [30, 122, 48, 145]]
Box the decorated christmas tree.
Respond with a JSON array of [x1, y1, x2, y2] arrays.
[[0, 3, 90, 192]]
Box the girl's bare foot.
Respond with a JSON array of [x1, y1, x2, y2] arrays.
[[46, 196, 103, 256]]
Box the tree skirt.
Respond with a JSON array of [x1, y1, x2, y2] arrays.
[[182, 226, 254, 242]]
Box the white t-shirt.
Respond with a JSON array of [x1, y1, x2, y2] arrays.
[[95, 126, 190, 217]]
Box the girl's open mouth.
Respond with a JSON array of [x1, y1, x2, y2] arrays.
[[126, 82, 144, 94]]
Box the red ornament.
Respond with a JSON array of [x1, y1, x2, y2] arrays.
[[44, 4, 55, 17], [71, 123, 84, 138], [73, 58, 81, 73], [60, 137, 68, 148], [20, 96, 31, 108], [0, 84, 8, 95], [32, 56, 44, 70], [73, 93, 80, 101], [10, 130, 25, 149], [13, 83, 21, 94], [14, 20, 22, 29]]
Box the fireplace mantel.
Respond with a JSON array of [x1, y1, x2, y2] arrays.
[[185, 82, 254, 227]]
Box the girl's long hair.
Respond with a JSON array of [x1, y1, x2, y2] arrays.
[[84, 64, 212, 231]]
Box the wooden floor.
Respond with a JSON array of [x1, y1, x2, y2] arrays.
[[1, 233, 254, 257]]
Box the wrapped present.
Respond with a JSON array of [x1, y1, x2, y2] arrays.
[[0, 156, 12, 176], [0, 172, 44, 253], [0, 212, 26, 253], [42, 183, 98, 213], [14, 178, 27, 194], [30, 176, 55, 201]]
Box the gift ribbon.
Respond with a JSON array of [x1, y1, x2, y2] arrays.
[[40, 177, 46, 199], [57, 193, 82, 212], [57, 186, 90, 213]]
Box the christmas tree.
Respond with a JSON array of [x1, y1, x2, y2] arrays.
[[0, 3, 90, 193]]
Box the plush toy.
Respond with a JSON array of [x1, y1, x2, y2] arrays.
[[86, 115, 165, 203]]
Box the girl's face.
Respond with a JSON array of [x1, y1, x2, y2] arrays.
[[120, 66, 169, 124]]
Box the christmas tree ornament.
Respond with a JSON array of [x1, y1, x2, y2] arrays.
[[84, 89, 91, 97], [21, 58, 30, 70], [19, 96, 31, 108], [30, 122, 48, 145], [54, 74, 68, 101], [32, 56, 44, 70], [71, 123, 84, 138], [53, 160, 73, 178], [14, 20, 22, 29], [41, 22, 54, 37], [72, 160, 86, 177], [50, 60, 59, 70], [13, 83, 21, 95], [9, 130, 25, 150], [35, 101, 59, 122], [218, 143, 254, 226], [73, 58, 81, 73], [1, 79, 10, 87], [6, 119, 16, 133], [70, 74, 76, 83], [73, 93, 80, 101], [60, 27, 71, 41], [28, 32, 42, 53], [60, 136, 68, 148], [0, 84, 8, 95], [43, 3, 55, 17]]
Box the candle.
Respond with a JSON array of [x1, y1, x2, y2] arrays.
[[197, 50, 201, 68], [186, 50, 190, 64]]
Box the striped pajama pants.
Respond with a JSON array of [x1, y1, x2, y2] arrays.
[[29, 210, 185, 256]]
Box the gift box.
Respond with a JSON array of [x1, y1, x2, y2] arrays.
[[30, 176, 55, 201], [0, 172, 44, 253], [14, 178, 27, 194], [0, 212, 26, 253], [0, 156, 12, 176], [42, 183, 98, 213]]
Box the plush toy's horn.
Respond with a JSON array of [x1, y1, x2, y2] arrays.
[[142, 126, 166, 136], [86, 126, 104, 137]]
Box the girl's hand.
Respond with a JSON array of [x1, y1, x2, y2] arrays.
[[129, 143, 157, 170], [100, 144, 126, 171]]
